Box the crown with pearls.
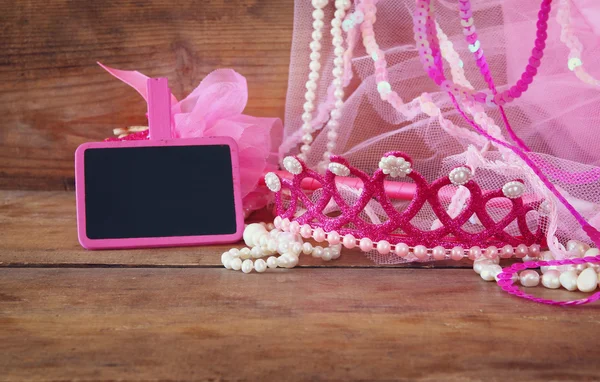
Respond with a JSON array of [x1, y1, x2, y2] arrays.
[[264, 152, 545, 261]]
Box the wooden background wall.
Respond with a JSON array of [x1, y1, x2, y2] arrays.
[[0, 0, 293, 190]]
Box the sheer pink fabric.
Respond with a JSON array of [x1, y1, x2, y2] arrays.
[[101, 64, 283, 214], [282, 0, 600, 263]]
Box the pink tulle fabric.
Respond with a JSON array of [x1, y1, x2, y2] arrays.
[[100, 64, 283, 214], [282, 0, 600, 265]]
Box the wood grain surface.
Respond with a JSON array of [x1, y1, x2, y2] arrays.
[[0, 0, 293, 191], [1, 267, 599, 381], [2, 190, 600, 381]]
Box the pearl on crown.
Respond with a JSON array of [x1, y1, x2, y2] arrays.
[[264, 172, 281, 192], [449, 166, 472, 186], [378, 155, 412, 178], [502, 180, 525, 199], [283, 156, 303, 175], [328, 162, 350, 177]]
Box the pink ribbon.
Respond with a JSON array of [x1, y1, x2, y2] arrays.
[[100, 63, 283, 214]]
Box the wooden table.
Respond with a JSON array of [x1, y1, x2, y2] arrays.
[[2, 1, 600, 380], [1, 190, 599, 381]]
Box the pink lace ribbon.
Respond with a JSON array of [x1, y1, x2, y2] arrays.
[[99, 63, 283, 213]]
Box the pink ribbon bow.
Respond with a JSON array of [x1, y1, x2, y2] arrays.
[[100, 63, 283, 214]]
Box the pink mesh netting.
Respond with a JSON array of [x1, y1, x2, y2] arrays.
[[280, 0, 600, 264]]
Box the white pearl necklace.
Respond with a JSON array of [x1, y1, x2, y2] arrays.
[[316, 0, 351, 172], [221, 223, 342, 273], [298, 0, 329, 162], [475, 239, 600, 293], [299, 0, 351, 169]]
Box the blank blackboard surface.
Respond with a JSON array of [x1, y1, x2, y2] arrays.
[[84, 145, 237, 239]]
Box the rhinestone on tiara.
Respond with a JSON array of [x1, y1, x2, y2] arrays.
[[268, 152, 545, 249]]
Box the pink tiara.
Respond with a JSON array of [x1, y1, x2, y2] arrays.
[[265, 152, 545, 260]]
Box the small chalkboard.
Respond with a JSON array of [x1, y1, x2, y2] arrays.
[[74, 78, 244, 249]]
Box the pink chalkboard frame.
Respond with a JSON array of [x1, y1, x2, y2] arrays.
[[74, 78, 244, 250]]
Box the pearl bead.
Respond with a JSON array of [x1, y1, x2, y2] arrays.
[[484, 246, 498, 259], [395, 243, 409, 258], [519, 270, 540, 287], [313, 19, 324, 29], [377, 240, 391, 255], [251, 246, 262, 258], [312, 9, 324, 20], [291, 242, 303, 256], [312, 0, 327, 9], [276, 256, 291, 268], [267, 256, 278, 269], [502, 181, 525, 199], [221, 253, 232, 269], [312, 246, 324, 258], [432, 246, 446, 260], [500, 245, 513, 258], [241, 259, 253, 274], [470, 246, 483, 262], [327, 231, 341, 245], [285, 255, 299, 268], [585, 248, 600, 258], [289, 221, 301, 234], [302, 242, 313, 254], [577, 268, 598, 292], [300, 224, 312, 239], [267, 239, 278, 253], [448, 166, 472, 186], [559, 270, 579, 291], [302, 134, 314, 144], [309, 61, 321, 72], [331, 245, 341, 259], [313, 228, 326, 242], [473, 258, 492, 275], [567, 240, 589, 256], [541, 270, 561, 289], [343, 234, 356, 249], [480, 264, 502, 281], [529, 244, 541, 257], [254, 259, 267, 273], [515, 244, 529, 258], [359, 238, 373, 252], [243, 223, 267, 247], [309, 71, 320, 80], [451, 246, 464, 261], [229, 248, 240, 257], [230, 258, 242, 271], [414, 245, 428, 260], [310, 41, 321, 51], [239, 247, 251, 259], [322, 248, 333, 261]]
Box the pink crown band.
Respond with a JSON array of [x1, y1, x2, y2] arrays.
[[265, 152, 545, 259]]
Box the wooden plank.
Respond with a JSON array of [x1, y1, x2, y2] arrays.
[[0, 268, 598, 381], [0, 0, 293, 190], [0, 190, 477, 268]]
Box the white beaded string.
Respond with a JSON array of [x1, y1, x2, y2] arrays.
[[298, 0, 329, 162], [316, 0, 351, 173]]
